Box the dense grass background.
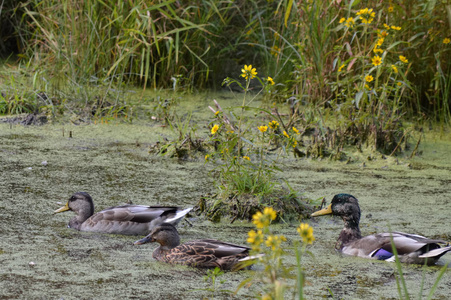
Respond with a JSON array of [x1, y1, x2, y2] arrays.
[[0, 0, 450, 123]]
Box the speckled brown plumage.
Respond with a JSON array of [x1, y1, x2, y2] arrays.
[[134, 223, 251, 270], [312, 193, 451, 265], [54, 192, 192, 236]]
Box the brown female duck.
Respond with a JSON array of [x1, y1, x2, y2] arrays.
[[312, 193, 451, 265], [134, 223, 252, 270], [54, 192, 192, 236]]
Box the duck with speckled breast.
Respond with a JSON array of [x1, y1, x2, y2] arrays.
[[311, 193, 451, 265]]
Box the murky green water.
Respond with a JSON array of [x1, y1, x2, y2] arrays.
[[1, 94, 450, 299]]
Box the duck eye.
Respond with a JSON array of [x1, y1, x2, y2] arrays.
[[70, 196, 76, 201]]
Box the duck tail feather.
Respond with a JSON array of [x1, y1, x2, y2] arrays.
[[165, 207, 193, 224], [419, 246, 451, 259]]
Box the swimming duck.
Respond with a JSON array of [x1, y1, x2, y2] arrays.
[[311, 193, 451, 265], [54, 192, 192, 236], [134, 223, 253, 270]]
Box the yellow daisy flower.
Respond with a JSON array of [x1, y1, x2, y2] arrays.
[[263, 207, 277, 220], [356, 8, 375, 24], [211, 124, 219, 135], [283, 131, 289, 138], [372, 55, 382, 66], [252, 207, 276, 229], [267, 77, 275, 85], [241, 64, 258, 80], [243, 156, 250, 161], [258, 125, 268, 133], [365, 75, 374, 82], [345, 17, 355, 28], [391, 65, 398, 73], [292, 127, 300, 134], [297, 223, 315, 244], [399, 55, 408, 63], [247, 229, 264, 245], [268, 120, 279, 129], [373, 46, 383, 54], [443, 38, 451, 44]]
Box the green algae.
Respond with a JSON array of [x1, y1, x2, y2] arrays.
[[0, 103, 450, 299]]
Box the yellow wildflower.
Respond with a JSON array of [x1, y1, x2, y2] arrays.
[[344, 17, 355, 28], [267, 76, 275, 85], [391, 65, 398, 73], [283, 131, 289, 138], [270, 46, 280, 56], [391, 25, 401, 31], [241, 64, 258, 80], [297, 223, 315, 244], [339, 17, 346, 24], [247, 229, 264, 245], [376, 38, 384, 46], [258, 125, 268, 133], [291, 139, 298, 147], [252, 207, 276, 229], [383, 23, 391, 30], [365, 75, 374, 82], [397, 81, 402, 86], [214, 111, 220, 116], [265, 235, 287, 250], [292, 127, 300, 134], [373, 46, 383, 54], [243, 156, 250, 161], [356, 8, 375, 24], [372, 55, 382, 66], [211, 124, 219, 135], [399, 55, 408, 63], [268, 120, 279, 129], [263, 207, 277, 221], [443, 38, 451, 44], [365, 84, 371, 90], [205, 154, 210, 161], [378, 30, 389, 38], [388, 6, 394, 12], [338, 64, 346, 72]]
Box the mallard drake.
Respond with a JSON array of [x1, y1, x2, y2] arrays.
[[134, 223, 253, 270], [311, 193, 451, 265], [54, 192, 192, 236]]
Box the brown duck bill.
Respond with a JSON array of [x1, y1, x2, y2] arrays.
[[133, 235, 154, 245], [54, 202, 70, 214], [311, 203, 333, 217]]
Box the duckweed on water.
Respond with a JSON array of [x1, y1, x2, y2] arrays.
[[0, 111, 450, 298]]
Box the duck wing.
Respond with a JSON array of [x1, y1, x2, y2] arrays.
[[81, 205, 191, 235], [165, 239, 250, 270], [187, 239, 251, 257], [91, 205, 191, 223], [343, 231, 448, 259], [379, 231, 446, 255]]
